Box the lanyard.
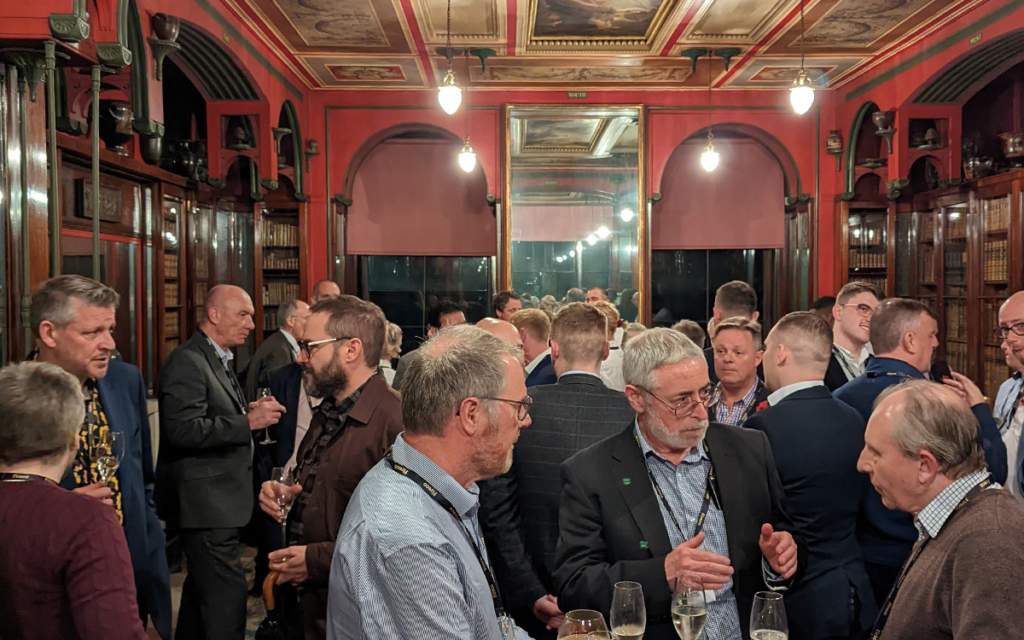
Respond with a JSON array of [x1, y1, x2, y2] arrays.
[[832, 344, 861, 381], [0, 472, 57, 485], [383, 452, 507, 621], [996, 379, 1024, 432], [870, 475, 993, 639], [635, 434, 718, 540]]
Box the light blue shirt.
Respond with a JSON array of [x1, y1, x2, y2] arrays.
[[327, 434, 531, 640], [209, 336, 233, 368], [281, 329, 300, 357]]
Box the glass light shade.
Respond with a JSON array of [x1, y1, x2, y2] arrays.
[[619, 207, 634, 222], [700, 144, 720, 172], [438, 70, 462, 115], [457, 140, 476, 173], [596, 226, 611, 239], [586, 234, 597, 246], [790, 71, 815, 115]]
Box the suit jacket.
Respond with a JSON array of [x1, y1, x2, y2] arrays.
[[743, 385, 876, 640], [553, 423, 805, 640], [705, 346, 765, 384], [59, 360, 172, 639], [255, 363, 304, 483], [156, 331, 254, 529], [823, 352, 852, 392], [242, 330, 296, 402], [479, 373, 636, 612], [525, 354, 556, 388], [294, 373, 403, 640], [391, 349, 415, 391]]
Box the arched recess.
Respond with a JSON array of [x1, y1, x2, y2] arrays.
[[912, 29, 1024, 105], [278, 100, 305, 200], [844, 101, 881, 195], [170, 21, 261, 102]]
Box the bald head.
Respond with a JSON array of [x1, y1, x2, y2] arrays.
[[203, 285, 255, 349], [1000, 291, 1024, 364], [310, 280, 341, 305], [477, 318, 525, 365]]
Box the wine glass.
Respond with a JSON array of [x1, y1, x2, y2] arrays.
[[271, 466, 296, 545], [95, 430, 123, 487], [587, 633, 613, 640], [749, 592, 787, 640], [257, 388, 276, 445], [672, 574, 707, 640], [558, 610, 609, 639], [610, 581, 646, 640]]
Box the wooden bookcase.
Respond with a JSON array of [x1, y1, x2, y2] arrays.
[[158, 186, 187, 364], [254, 177, 307, 346], [837, 197, 895, 297]]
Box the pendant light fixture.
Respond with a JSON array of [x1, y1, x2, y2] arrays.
[[437, 0, 462, 115], [457, 52, 477, 172], [700, 50, 720, 172], [790, 0, 814, 115]]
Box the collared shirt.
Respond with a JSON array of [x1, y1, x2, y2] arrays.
[[634, 423, 743, 638], [914, 469, 999, 541], [766, 380, 825, 407], [832, 343, 865, 382], [995, 374, 1024, 501], [379, 360, 396, 386], [601, 346, 625, 392], [208, 335, 233, 367], [715, 379, 760, 426], [995, 373, 1024, 434], [281, 329, 300, 357], [524, 348, 551, 376], [558, 370, 601, 380], [327, 434, 530, 640]]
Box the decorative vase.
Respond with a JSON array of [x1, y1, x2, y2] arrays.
[[924, 127, 939, 146], [872, 110, 895, 132], [826, 130, 843, 154], [963, 157, 993, 181], [151, 14, 180, 42], [139, 133, 163, 165], [999, 132, 1024, 160], [98, 100, 134, 157]]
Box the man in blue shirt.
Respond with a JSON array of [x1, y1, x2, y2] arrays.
[[327, 325, 534, 640], [834, 297, 1006, 606]]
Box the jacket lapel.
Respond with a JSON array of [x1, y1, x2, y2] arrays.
[[704, 426, 743, 561], [610, 427, 674, 558], [194, 333, 246, 412]]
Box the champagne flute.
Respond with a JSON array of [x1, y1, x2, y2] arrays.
[[558, 610, 609, 640], [271, 466, 296, 545], [672, 574, 707, 640], [610, 581, 646, 640], [749, 592, 788, 640], [257, 388, 276, 445], [96, 431, 123, 487]]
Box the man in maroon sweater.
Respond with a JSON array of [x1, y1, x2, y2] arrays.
[[858, 379, 1024, 639]]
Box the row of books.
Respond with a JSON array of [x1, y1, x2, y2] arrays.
[[164, 282, 179, 307], [263, 249, 300, 270], [919, 245, 936, 284], [855, 276, 886, 292], [983, 345, 1011, 402], [983, 196, 1011, 232], [164, 253, 179, 274], [165, 337, 180, 351], [946, 214, 968, 240], [263, 282, 300, 306], [165, 311, 179, 339], [944, 250, 967, 286], [163, 217, 179, 247], [945, 299, 967, 341], [984, 300, 1002, 341], [265, 314, 281, 331], [984, 240, 1009, 282], [946, 340, 968, 375], [849, 249, 886, 269], [262, 221, 298, 247], [194, 283, 208, 307], [195, 245, 209, 277]]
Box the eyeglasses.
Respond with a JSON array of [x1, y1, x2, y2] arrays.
[[297, 336, 352, 359], [996, 322, 1024, 340], [637, 383, 721, 419], [477, 396, 533, 421], [840, 303, 875, 318]]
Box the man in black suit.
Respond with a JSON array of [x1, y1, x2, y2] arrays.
[[242, 298, 310, 401], [481, 303, 636, 638], [824, 282, 882, 391], [511, 308, 556, 388], [157, 285, 286, 640], [705, 280, 763, 383], [744, 312, 876, 640], [553, 328, 804, 640]]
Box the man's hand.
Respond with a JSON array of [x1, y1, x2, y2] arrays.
[[943, 371, 986, 407], [758, 524, 797, 579], [664, 531, 734, 592], [72, 482, 113, 507], [532, 595, 564, 630], [259, 480, 302, 521], [247, 396, 286, 432], [269, 545, 308, 585]]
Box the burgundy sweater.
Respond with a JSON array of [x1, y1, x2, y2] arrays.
[[0, 476, 146, 640]]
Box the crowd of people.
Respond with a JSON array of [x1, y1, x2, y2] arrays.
[[2, 274, 1024, 640]]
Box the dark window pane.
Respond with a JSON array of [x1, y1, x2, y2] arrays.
[[651, 249, 767, 331]]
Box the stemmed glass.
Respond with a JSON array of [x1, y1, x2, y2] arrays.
[[271, 466, 296, 545], [558, 610, 609, 639], [610, 581, 646, 639], [95, 431, 123, 487], [672, 574, 708, 640], [749, 592, 788, 640], [256, 387, 276, 445]]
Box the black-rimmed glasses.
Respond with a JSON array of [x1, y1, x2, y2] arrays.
[[840, 303, 875, 318], [996, 322, 1024, 340], [297, 336, 352, 359], [637, 384, 721, 419], [477, 396, 533, 421]]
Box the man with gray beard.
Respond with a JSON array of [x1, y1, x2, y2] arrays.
[[553, 328, 805, 640]]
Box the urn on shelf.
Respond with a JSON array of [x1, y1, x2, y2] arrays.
[[826, 129, 844, 171], [872, 110, 895, 132], [1000, 132, 1024, 166], [151, 13, 180, 41], [139, 133, 163, 165], [98, 100, 134, 157]]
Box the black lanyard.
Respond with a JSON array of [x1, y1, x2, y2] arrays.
[[998, 379, 1024, 430], [0, 472, 57, 485], [832, 344, 861, 381], [870, 475, 993, 639], [635, 434, 718, 540], [383, 451, 506, 619]]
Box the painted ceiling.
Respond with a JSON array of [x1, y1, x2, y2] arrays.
[[225, 0, 986, 90]]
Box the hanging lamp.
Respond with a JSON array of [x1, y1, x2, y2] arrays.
[[700, 50, 720, 172], [458, 53, 477, 172], [790, 0, 815, 115], [437, 0, 462, 115]]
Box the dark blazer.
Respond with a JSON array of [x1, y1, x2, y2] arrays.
[[156, 331, 254, 529], [525, 354, 557, 388], [242, 329, 296, 402], [553, 423, 805, 640], [295, 373, 403, 640], [479, 373, 637, 612], [391, 349, 415, 391], [255, 363, 304, 483], [834, 356, 1007, 568], [705, 346, 764, 384], [743, 385, 876, 640], [58, 360, 172, 639], [823, 352, 852, 392]]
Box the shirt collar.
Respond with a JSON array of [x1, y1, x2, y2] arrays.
[[203, 331, 233, 364], [767, 380, 825, 406], [914, 469, 995, 540], [391, 433, 480, 519], [281, 329, 299, 355], [634, 418, 708, 466], [525, 348, 551, 375], [559, 370, 601, 379], [722, 378, 760, 409], [379, 359, 394, 371]]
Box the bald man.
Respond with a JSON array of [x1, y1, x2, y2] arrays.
[[477, 317, 525, 366], [157, 285, 286, 640], [999, 292, 1024, 499], [310, 280, 341, 305]]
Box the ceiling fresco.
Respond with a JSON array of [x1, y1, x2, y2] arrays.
[[228, 0, 986, 89]]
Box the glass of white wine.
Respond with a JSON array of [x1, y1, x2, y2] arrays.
[[257, 388, 276, 445], [96, 431, 123, 487], [749, 591, 788, 640], [558, 610, 609, 640], [610, 581, 645, 640], [271, 466, 296, 545], [672, 574, 707, 640]]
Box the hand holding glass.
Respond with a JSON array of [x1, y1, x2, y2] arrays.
[[271, 466, 296, 544], [558, 610, 608, 640], [749, 592, 788, 640], [672, 574, 707, 640], [610, 581, 645, 640], [257, 388, 276, 444], [95, 431, 123, 487]]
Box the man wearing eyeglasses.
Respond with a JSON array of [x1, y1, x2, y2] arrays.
[[258, 295, 403, 640], [553, 328, 804, 640], [998, 291, 1024, 502], [825, 282, 882, 391]]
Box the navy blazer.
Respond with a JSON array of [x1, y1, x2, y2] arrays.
[[744, 385, 876, 639], [525, 354, 557, 388], [834, 356, 1007, 567], [257, 362, 303, 482], [61, 359, 171, 639]]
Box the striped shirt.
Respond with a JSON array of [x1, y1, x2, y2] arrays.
[[327, 434, 531, 640]]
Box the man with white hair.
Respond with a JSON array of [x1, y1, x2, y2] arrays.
[[554, 328, 803, 640], [858, 380, 1024, 639]]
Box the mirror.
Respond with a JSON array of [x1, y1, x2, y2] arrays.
[[506, 106, 644, 323]]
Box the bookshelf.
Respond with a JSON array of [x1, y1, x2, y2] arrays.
[[159, 190, 186, 362], [254, 178, 307, 343], [837, 198, 895, 297], [188, 204, 214, 335]]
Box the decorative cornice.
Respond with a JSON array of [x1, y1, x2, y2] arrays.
[[259, 178, 279, 191], [49, 14, 90, 42], [96, 43, 132, 69], [132, 118, 164, 137]]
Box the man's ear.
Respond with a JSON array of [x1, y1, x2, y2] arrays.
[[751, 310, 760, 323], [519, 327, 529, 344], [550, 339, 561, 362], [712, 307, 722, 324], [624, 384, 646, 414], [917, 448, 941, 485], [455, 397, 486, 437], [601, 341, 610, 362], [37, 321, 59, 349]]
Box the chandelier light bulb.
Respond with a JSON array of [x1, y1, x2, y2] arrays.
[[619, 208, 634, 222], [790, 70, 815, 115], [457, 139, 476, 173], [438, 70, 462, 115], [576, 241, 584, 252], [596, 226, 611, 239], [586, 234, 597, 246], [569, 250, 575, 257], [701, 142, 720, 172]]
